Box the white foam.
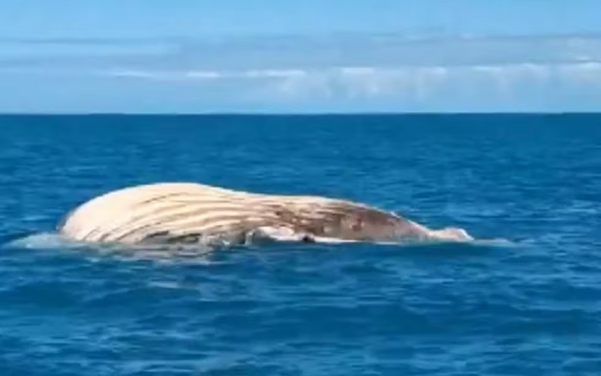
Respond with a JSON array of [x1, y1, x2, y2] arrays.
[[4, 232, 84, 250], [3, 229, 515, 262], [313, 235, 515, 248]]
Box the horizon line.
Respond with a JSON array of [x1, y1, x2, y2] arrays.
[[1, 111, 600, 117]]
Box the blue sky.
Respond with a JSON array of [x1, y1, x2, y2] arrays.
[[1, 0, 601, 113]]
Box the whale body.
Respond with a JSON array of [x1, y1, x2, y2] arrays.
[[57, 182, 473, 247]]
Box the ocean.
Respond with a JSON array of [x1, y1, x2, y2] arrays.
[[1, 114, 600, 375]]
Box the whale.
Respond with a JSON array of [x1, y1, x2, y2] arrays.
[[57, 182, 473, 248]]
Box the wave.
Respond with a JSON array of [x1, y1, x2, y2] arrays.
[[3, 229, 515, 256], [2, 232, 219, 263]]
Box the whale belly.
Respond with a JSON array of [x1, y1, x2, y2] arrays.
[[57, 183, 286, 245]]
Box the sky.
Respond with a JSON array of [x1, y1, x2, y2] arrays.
[[1, 0, 601, 113]]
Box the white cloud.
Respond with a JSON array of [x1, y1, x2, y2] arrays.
[[109, 69, 165, 79], [244, 69, 307, 79], [106, 68, 308, 81], [184, 71, 222, 79], [557, 61, 601, 87]]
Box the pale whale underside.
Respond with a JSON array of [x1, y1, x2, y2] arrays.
[[57, 182, 473, 247]]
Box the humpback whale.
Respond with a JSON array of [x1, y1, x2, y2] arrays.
[[57, 182, 473, 247]]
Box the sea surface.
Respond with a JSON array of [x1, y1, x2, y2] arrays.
[[1, 114, 601, 375]]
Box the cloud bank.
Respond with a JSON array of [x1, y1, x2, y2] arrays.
[[105, 62, 601, 99], [1, 33, 601, 112]]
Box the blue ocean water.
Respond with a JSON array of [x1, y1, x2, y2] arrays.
[[1, 114, 601, 375]]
